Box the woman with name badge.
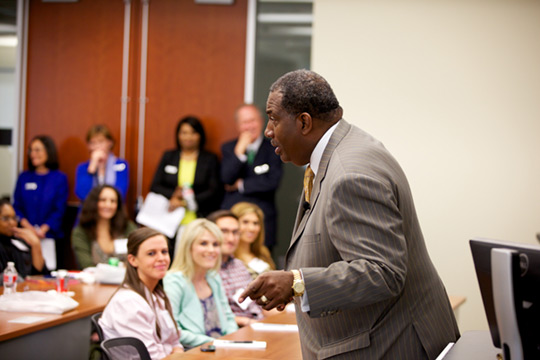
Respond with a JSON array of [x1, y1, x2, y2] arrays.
[[150, 116, 222, 219], [75, 124, 129, 202], [13, 135, 68, 270], [231, 202, 275, 279], [99, 227, 184, 359], [72, 185, 137, 269], [164, 219, 238, 348]]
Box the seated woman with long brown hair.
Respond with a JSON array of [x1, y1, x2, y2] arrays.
[[99, 227, 183, 359], [230, 202, 275, 279], [72, 185, 137, 269]]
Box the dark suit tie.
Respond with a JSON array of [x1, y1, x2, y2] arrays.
[[303, 166, 314, 203]]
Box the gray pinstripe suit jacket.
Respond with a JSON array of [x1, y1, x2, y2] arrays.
[[286, 120, 459, 360]]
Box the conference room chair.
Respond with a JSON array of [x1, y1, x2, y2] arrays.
[[101, 337, 152, 360]]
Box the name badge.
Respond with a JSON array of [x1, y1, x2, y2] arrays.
[[11, 239, 30, 252], [113, 163, 126, 172], [164, 165, 178, 174], [254, 164, 270, 175], [25, 182, 38, 190], [233, 288, 253, 310], [113, 238, 128, 254]]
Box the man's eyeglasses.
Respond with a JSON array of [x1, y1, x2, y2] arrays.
[[0, 216, 19, 222], [220, 229, 239, 236]]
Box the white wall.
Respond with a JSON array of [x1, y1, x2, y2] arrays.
[[312, 0, 540, 332]]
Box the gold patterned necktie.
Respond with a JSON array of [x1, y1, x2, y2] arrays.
[[303, 166, 314, 203]]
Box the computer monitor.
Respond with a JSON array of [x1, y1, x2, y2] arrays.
[[470, 237, 540, 360]]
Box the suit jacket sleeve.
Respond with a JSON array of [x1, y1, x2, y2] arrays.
[[150, 150, 178, 199], [242, 143, 282, 195], [220, 141, 243, 185], [75, 162, 93, 201], [301, 173, 408, 318], [193, 151, 222, 216], [221, 140, 282, 194], [43, 172, 69, 237]]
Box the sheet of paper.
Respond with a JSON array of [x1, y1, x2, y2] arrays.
[[113, 238, 128, 254], [8, 316, 47, 324], [250, 323, 299, 332], [41, 238, 57, 270], [136, 192, 185, 238], [233, 288, 253, 310]]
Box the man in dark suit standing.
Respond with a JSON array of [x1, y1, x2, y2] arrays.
[[240, 70, 460, 359], [221, 104, 283, 249]]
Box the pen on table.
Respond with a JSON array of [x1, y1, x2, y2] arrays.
[[219, 340, 254, 343]]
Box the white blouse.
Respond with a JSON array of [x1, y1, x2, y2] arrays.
[[99, 287, 182, 359]]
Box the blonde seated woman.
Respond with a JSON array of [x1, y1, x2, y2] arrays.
[[231, 202, 276, 279], [164, 219, 238, 348], [99, 227, 184, 359]]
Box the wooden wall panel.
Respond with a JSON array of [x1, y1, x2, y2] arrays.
[[25, 0, 248, 208], [141, 0, 247, 195], [26, 0, 126, 202]]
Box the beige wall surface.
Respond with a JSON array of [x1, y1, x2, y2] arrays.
[[312, 0, 540, 332]]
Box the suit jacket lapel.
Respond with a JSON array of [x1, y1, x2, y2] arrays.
[[288, 120, 352, 254]]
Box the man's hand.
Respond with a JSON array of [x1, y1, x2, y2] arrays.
[[239, 270, 294, 311], [234, 131, 252, 157], [224, 179, 243, 193]]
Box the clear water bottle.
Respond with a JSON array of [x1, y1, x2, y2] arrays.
[[182, 184, 198, 212], [3, 261, 18, 295]]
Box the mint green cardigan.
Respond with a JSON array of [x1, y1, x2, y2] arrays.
[[163, 270, 238, 348]]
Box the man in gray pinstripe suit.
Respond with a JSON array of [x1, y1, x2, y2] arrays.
[[240, 69, 459, 359]]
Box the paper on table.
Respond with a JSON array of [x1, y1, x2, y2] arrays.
[[8, 315, 48, 324], [213, 340, 267, 349], [136, 192, 185, 238], [250, 323, 299, 332], [0, 291, 78, 314]]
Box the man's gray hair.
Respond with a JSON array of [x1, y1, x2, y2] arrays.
[[269, 69, 341, 122]]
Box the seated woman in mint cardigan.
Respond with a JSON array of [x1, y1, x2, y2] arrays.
[[164, 219, 238, 348]]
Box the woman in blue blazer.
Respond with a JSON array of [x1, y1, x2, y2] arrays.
[[13, 135, 68, 242]]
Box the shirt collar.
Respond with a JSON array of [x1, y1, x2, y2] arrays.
[[247, 134, 263, 152], [309, 120, 340, 176]]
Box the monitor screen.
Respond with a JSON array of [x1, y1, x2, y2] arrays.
[[470, 237, 540, 359]]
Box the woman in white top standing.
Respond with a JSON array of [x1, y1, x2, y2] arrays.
[[99, 227, 184, 359]]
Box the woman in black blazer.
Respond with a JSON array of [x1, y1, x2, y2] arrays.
[[150, 116, 223, 221]]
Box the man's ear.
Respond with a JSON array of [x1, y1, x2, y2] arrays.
[[297, 112, 313, 135]]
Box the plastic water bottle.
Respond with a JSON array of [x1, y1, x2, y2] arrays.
[[182, 184, 198, 212], [3, 262, 18, 295]]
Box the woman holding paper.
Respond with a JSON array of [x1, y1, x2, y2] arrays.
[[164, 219, 238, 348], [150, 116, 222, 222], [231, 202, 275, 279], [99, 227, 184, 359], [72, 185, 137, 269]]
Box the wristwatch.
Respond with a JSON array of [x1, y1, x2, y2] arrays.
[[291, 269, 305, 297]]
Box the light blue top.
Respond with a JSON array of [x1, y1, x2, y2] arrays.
[[163, 271, 238, 348]]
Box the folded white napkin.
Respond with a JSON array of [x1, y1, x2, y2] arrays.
[[0, 290, 79, 314]]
